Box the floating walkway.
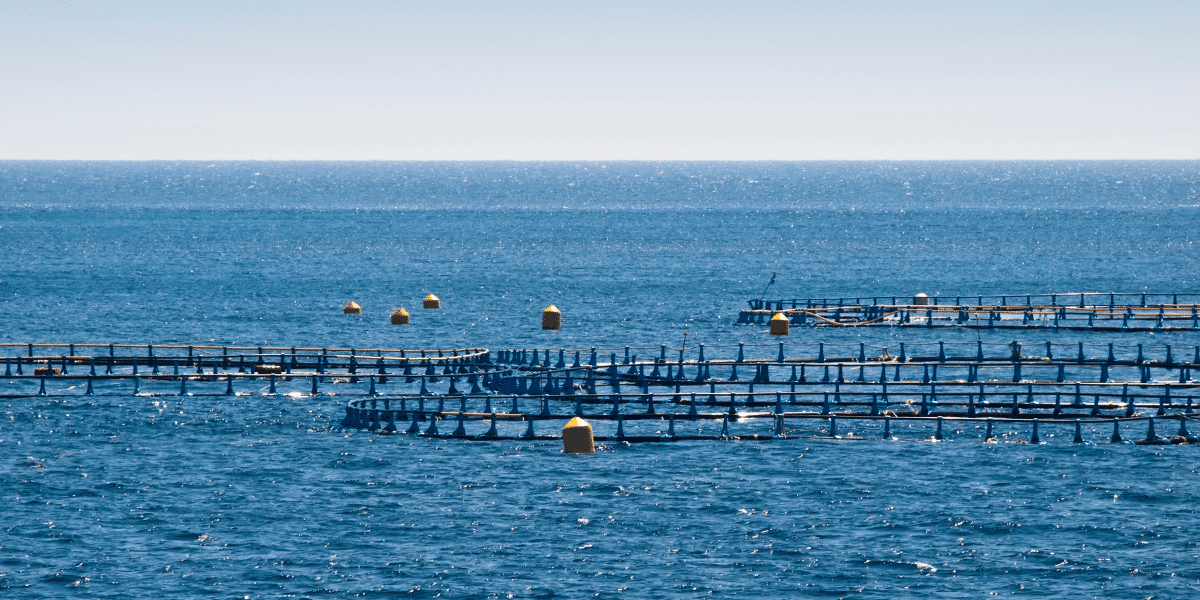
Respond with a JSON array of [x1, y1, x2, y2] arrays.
[[738, 292, 1200, 331], [5, 341, 1198, 445]]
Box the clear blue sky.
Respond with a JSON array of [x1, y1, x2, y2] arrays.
[[1, 1, 1196, 160]]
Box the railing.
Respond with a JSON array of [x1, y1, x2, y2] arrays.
[[6, 341, 1196, 445], [748, 292, 1200, 310], [738, 300, 1200, 330]]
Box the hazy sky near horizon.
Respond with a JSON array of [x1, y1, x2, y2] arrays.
[[1, 1, 1197, 160]]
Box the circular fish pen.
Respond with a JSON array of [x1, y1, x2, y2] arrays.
[[5, 340, 1198, 446], [739, 292, 1200, 331]]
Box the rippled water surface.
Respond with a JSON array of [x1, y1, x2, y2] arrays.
[[2, 161, 1200, 598]]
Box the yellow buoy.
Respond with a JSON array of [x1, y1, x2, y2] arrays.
[[390, 307, 410, 324], [562, 416, 595, 454], [769, 312, 790, 335], [542, 305, 562, 330], [423, 294, 441, 309], [343, 301, 361, 314]]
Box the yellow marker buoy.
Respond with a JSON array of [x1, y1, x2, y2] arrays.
[[562, 416, 595, 454], [390, 307, 410, 324], [769, 312, 790, 335], [423, 294, 441, 309], [913, 293, 929, 306], [343, 301, 361, 314], [542, 305, 562, 330]]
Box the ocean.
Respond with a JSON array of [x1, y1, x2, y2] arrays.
[[2, 160, 1199, 597]]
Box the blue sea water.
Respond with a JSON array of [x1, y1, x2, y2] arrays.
[[1, 161, 1200, 597]]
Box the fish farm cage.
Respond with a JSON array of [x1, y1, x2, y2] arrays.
[[5, 339, 1200, 446], [738, 292, 1200, 331]]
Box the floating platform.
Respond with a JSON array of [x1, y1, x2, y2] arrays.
[[738, 292, 1200, 330], [5, 341, 1197, 445]]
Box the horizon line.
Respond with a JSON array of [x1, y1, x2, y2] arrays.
[[3, 158, 1199, 163]]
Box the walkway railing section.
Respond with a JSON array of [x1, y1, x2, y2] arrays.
[[346, 343, 1198, 445], [738, 293, 1200, 330], [750, 292, 1200, 310], [7, 341, 1194, 445]]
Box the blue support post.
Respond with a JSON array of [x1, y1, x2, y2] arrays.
[[404, 412, 420, 435]]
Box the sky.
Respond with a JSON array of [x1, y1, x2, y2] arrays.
[[0, 0, 1197, 160]]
